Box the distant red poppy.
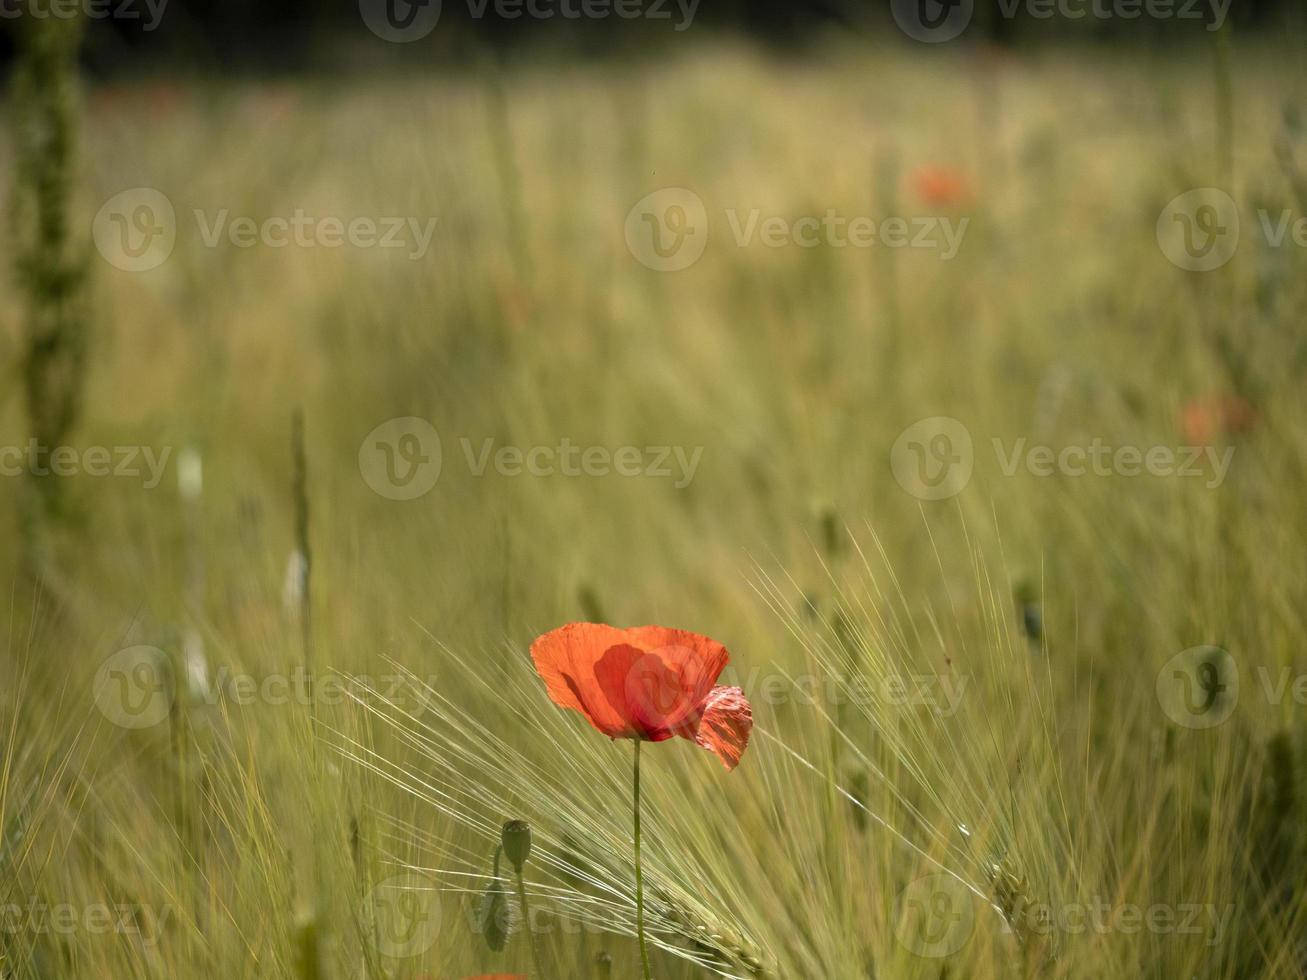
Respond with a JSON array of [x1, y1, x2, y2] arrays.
[[912, 165, 971, 208], [1180, 394, 1256, 446], [92, 81, 187, 119], [530, 623, 752, 770]]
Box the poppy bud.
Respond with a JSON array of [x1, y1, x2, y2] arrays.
[[578, 584, 606, 624], [818, 504, 841, 560], [1013, 579, 1042, 642], [501, 819, 532, 872], [475, 877, 511, 952], [476, 843, 511, 952]]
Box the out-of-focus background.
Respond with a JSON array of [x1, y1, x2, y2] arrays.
[[2, 3, 1307, 979]]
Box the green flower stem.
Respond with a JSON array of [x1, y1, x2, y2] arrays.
[[513, 865, 546, 979], [633, 739, 652, 980]]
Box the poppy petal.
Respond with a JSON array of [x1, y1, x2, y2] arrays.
[[686, 686, 752, 771], [626, 626, 730, 698], [594, 645, 680, 739], [530, 623, 632, 736], [639, 641, 729, 732]]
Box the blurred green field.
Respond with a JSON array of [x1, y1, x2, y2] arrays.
[[3, 36, 1307, 979]]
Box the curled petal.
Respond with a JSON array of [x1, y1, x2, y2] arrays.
[[685, 686, 752, 771]]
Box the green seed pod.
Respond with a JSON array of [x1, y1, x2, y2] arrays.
[[501, 819, 532, 872]]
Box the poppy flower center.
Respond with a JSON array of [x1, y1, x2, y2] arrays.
[[591, 644, 702, 739]]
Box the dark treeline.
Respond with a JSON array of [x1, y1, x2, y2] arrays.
[[0, 0, 1301, 76]]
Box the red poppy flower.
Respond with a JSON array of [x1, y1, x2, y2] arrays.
[[1180, 394, 1256, 446], [530, 623, 752, 770], [912, 165, 971, 208]]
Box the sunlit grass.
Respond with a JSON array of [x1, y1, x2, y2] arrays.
[[2, 36, 1306, 980]]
